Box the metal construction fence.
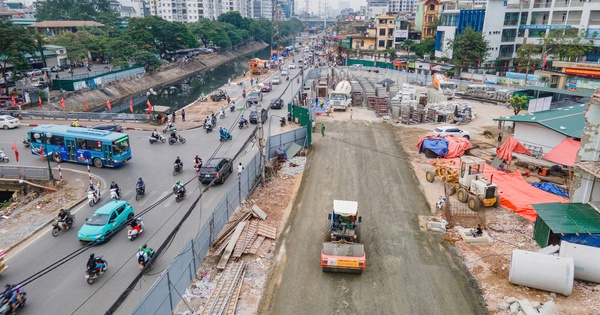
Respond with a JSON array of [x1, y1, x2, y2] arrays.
[[1, 109, 151, 123], [53, 67, 146, 91], [132, 128, 307, 315], [0, 165, 49, 180]]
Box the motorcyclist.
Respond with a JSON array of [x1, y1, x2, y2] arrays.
[[230, 101, 236, 111], [219, 108, 225, 118], [56, 208, 72, 230], [219, 127, 225, 138], [297, 77, 300, 83], [3, 284, 19, 313], [239, 115, 248, 127], [88, 184, 98, 200], [211, 113, 217, 125], [71, 120, 79, 127], [129, 217, 142, 234], [174, 156, 183, 172], [136, 177, 145, 195], [137, 244, 155, 267], [204, 116, 210, 127], [109, 181, 121, 199], [151, 129, 159, 140], [193, 155, 203, 172], [87, 253, 105, 274], [174, 180, 186, 197], [170, 130, 179, 141]]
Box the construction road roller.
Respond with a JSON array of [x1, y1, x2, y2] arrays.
[[321, 200, 366, 273]]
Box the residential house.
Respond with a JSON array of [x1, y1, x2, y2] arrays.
[[28, 21, 105, 36], [376, 13, 396, 50], [421, 0, 440, 38]]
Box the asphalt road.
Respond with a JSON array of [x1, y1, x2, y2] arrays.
[[0, 65, 303, 314], [258, 121, 487, 314]]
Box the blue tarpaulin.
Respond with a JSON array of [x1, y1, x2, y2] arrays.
[[561, 234, 600, 248], [418, 138, 449, 157], [531, 182, 569, 198]]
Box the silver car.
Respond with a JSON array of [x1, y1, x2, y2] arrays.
[[0, 115, 20, 129], [433, 126, 471, 139], [272, 76, 281, 85]]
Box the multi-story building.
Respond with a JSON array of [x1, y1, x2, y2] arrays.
[[483, 0, 600, 62], [366, 0, 390, 18], [115, 0, 150, 18], [390, 0, 416, 14], [421, 0, 440, 38], [394, 13, 411, 47], [148, 0, 251, 22], [376, 13, 396, 49], [434, 0, 486, 59]]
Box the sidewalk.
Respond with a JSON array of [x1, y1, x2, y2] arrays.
[[0, 169, 101, 254]]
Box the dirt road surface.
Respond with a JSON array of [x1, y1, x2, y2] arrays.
[[258, 120, 488, 314]]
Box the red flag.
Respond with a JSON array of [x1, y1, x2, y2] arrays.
[[477, 60, 481, 67], [40, 145, 44, 162], [84, 99, 89, 111], [107, 99, 112, 111], [11, 142, 19, 162], [60, 97, 66, 110], [542, 55, 548, 67], [517, 63, 521, 71], [11, 96, 16, 106], [129, 99, 134, 113], [38, 96, 43, 109], [146, 100, 152, 114]]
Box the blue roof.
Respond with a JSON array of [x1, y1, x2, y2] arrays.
[[29, 124, 128, 141], [493, 104, 586, 138]]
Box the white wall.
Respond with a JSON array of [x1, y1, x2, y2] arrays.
[[481, 0, 506, 60], [513, 122, 566, 154], [435, 25, 455, 59]]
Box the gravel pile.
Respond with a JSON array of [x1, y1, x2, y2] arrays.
[[280, 156, 306, 177]]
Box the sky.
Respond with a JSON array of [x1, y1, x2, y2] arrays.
[[301, 0, 366, 13]]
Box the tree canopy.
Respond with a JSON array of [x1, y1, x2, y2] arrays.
[[452, 27, 490, 68], [542, 29, 593, 61], [36, 0, 120, 26], [0, 20, 37, 92]]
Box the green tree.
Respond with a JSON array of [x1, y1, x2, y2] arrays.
[[127, 16, 198, 56], [49, 31, 93, 63], [414, 38, 435, 57], [542, 29, 592, 61], [452, 26, 490, 69], [507, 94, 528, 115], [36, 0, 120, 25], [515, 44, 541, 79], [131, 50, 162, 72], [386, 47, 397, 60], [0, 20, 37, 94], [218, 11, 243, 29]]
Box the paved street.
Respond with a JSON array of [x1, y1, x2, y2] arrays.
[[0, 63, 304, 314]]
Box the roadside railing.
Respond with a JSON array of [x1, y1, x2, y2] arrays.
[[0, 109, 152, 123], [0, 166, 49, 180]]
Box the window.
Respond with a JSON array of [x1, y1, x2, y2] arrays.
[[429, 4, 435, 10], [76, 138, 86, 149], [109, 211, 117, 222], [86, 140, 102, 151], [378, 40, 385, 47], [49, 135, 64, 146], [379, 29, 385, 35], [116, 205, 125, 215], [504, 12, 519, 26]]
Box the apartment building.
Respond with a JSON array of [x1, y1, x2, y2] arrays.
[[434, 0, 486, 58], [390, 0, 417, 13], [148, 0, 251, 22], [367, 0, 390, 18], [484, 0, 600, 61]]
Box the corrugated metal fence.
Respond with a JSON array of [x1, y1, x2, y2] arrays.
[[0, 165, 50, 180], [132, 127, 307, 315]]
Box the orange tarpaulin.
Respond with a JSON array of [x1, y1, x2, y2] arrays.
[[445, 136, 473, 158], [496, 136, 532, 164], [483, 167, 568, 222], [542, 138, 581, 167], [431, 158, 567, 222]]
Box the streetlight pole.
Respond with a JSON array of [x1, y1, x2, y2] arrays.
[[34, 132, 54, 180]]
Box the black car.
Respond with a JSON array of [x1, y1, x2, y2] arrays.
[[270, 98, 283, 109], [199, 158, 233, 184], [91, 123, 123, 133], [249, 108, 268, 124]]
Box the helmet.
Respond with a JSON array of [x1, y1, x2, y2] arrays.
[[142, 244, 147, 249], [176, 180, 180, 185], [5, 283, 10, 289], [138, 177, 142, 181], [195, 154, 199, 158], [111, 181, 115, 184], [90, 253, 95, 258]]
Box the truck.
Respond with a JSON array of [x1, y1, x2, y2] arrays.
[[432, 73, 458, 99], [329, 80, 352, 111], [321, 200, 366, 274], [249, 58, 269, 75]]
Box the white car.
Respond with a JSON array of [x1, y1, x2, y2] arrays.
[[272, 76, 281, 85], [25, 69, 42, 77], [281, 69, 289, 76], [0, 115, 20, 129], [288, 63, 296, 69], [433, 126, 470, 139]]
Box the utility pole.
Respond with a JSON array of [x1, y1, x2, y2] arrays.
[[258, 101, 266, 185]]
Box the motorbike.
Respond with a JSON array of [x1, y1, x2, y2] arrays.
[[0, 288, 26, 315], [193, 162, 202, 174], [173, 185, 186, 202], [110, 188, 120, 200], [204, 123, 213, 133], [135, 185, 145, 201], [52, 213, 75, 237], [297, 77, 299, 83], [238, 120, 248, 129], [219, 132, 232, 142], [168, 135, 186, 145], [85, 257, 108, 284], [148, 134, 166, 144], [211, 115, 217, 126], [219, 111, 225, 119], [280, 117, 286, 127], [230, 103, 235, 112], [127, 218, 144, 241], [23, 134, 30, 148], [87, 189, 100, 207], [162, 125, 176, 134], [0, 151, 8, 163], [173, 163, 183, 176]]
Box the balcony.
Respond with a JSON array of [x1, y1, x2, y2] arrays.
[[499, 52, 514, 58], [501, 36, 516, 42]]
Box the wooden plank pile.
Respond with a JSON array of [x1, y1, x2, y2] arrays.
[[211, 206, 277, 269]]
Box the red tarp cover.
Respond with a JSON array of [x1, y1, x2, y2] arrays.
[[433, 158, 567, 222], [496, 136, 532, 163], [445, 136, 473, 158], [542, 138, 581, 167]]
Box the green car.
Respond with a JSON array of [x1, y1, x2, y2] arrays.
[[78, 200, 135, 243]]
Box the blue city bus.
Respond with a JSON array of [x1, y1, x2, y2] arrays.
[[29, 125, 132, 168]]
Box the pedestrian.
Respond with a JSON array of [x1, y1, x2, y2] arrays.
[[321, 123, 325, 137], [312, 120, 316, 133], [242, 70, 246, 77], [237, 162, 244, 176], [350, 108, 353, 120], [497, 133, 503, 147], [250, 78, 254, 86], [172, 111, 176, 123], [181, 108, 186, 122], [167, 112, 173, 123]]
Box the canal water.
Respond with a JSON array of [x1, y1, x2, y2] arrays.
[[118, 44, 275, 113]]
